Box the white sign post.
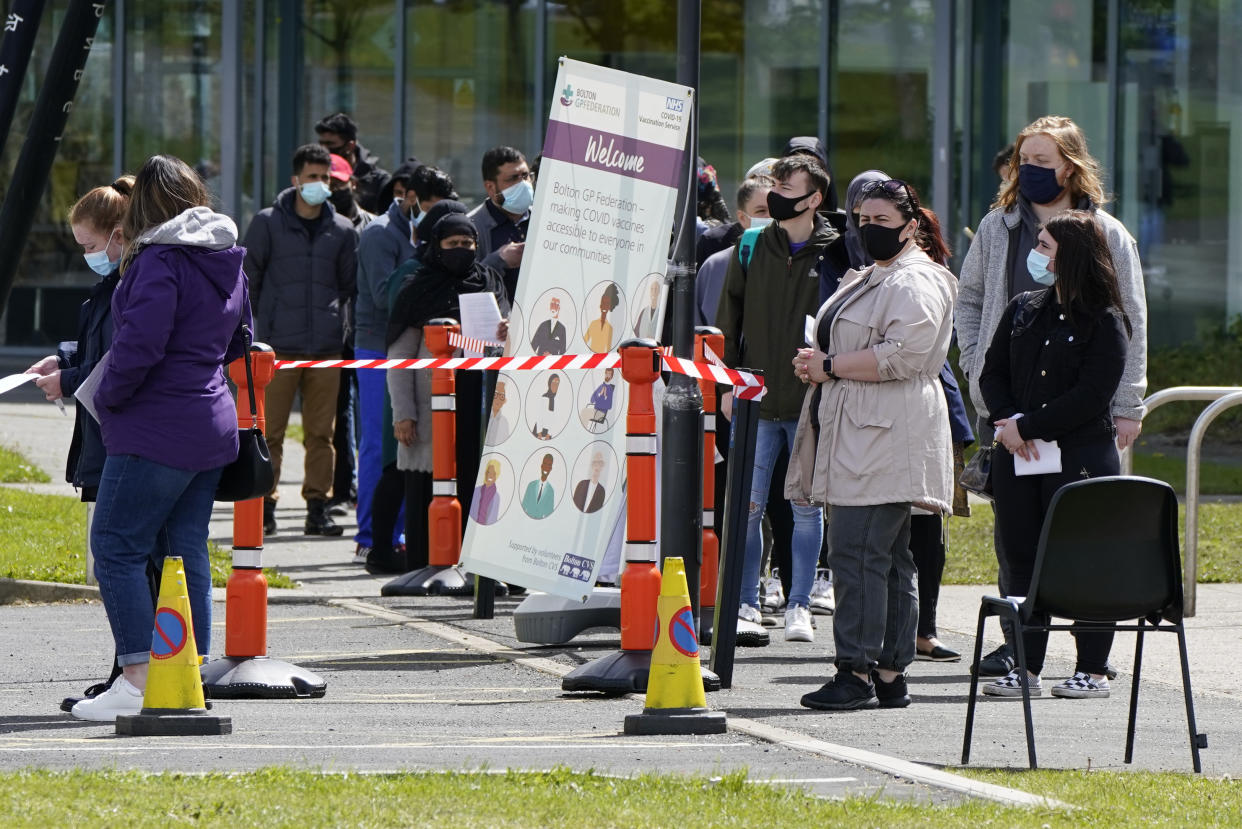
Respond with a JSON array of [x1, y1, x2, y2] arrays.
[[460, 58, 692, 600]]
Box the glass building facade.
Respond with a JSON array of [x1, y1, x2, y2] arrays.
[[1, 0, 1240, 352]]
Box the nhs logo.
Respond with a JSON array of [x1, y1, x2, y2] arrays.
[[665, 97, 685, 113]]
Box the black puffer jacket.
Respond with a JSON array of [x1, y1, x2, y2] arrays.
[[980, 289, 1128, 448], [243, 188, 358, 356], [56, 271, 118, 497]]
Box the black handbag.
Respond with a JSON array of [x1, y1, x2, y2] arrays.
[[215, 325, 275, 502], [958, 441, 995, 501]]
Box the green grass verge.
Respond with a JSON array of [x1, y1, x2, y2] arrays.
[[946, 500, 1242, 584], [0, 767, 1236, 827], [1131, 450, 1242, 495], [0, 444, 50, 483], [0, 487, 295, 589]]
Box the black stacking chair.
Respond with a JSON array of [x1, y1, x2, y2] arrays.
[[961, 476, 1206, 771]]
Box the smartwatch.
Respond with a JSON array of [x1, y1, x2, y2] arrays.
[[822, 356, 838, 380]]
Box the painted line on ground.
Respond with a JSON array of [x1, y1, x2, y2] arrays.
[[0, 741, 749, 752], [332, 599, 1071, 811]]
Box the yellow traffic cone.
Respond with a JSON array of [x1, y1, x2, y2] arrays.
[[116, 556, 232, 736], [624, 557, 726, 735]]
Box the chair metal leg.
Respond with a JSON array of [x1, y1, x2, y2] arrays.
[[961, 604, 991, 765], [1125, 618, 1145, 764], [1175, 623, 1205, 773], [1009, 614, 1038, 769]]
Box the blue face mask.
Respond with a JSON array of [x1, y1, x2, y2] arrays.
[[299, 181, 331, 206], [1018, 163, 1064, 205], [499, 179, 534, 215], [411, 208, 425, 228], [83, 230, 119, 276], [1027, 248, 1057, 286]]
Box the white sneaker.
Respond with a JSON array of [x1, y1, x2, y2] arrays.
[[738, 603, 763, 625], [736, 603, 770, 647], [70, 675, 144, 722], [760, 568, 785, 613], [809, 568, 835, 615], [785, 604, 814, 642]]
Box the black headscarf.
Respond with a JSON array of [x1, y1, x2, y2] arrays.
[[412, 198, 468, 260], [842, 169, 890, 270], [387, 210, 510, 344]]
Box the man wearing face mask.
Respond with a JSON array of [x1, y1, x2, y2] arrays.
[[327, 154, 373, 231], [715, 155, 839, 646], [243, 143, 359, 537], [316, 112, 390, 214], [468, 146, 532, 303]]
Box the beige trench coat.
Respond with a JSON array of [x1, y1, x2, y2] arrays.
[[784, 247, 958, 512]]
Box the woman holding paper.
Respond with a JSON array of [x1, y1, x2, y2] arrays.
[[384, 211, 510, 574], [978, 210, 1131, 700]]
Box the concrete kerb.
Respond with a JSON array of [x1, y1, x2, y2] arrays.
[[0, 578, 99, 604], [333, 598, 1072, 810]]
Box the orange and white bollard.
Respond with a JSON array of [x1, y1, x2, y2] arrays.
[[694, 327, 723, 644], [562, 338, 662, 693], [200, 344, 327, 699], [382, 318, 471, 596]]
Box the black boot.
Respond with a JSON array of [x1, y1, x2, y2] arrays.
[[365, 543, 408, 576], [263, 499, 277, 535], [305, 499, 343, 536]]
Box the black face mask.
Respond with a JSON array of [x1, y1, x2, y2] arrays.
[[329, 188, 356, 216], [858, 222, 908, 262], [1018, 163, 1065, 205], [766, 189, 814, 222], [439, 247, 476, 277]]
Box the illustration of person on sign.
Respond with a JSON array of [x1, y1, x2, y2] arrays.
[[520, 453, 557, 519], [572, 451, 608, 514], [530, 296, 567, 355]]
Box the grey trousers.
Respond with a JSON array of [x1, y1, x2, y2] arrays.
[[827, 502, 917, 673]]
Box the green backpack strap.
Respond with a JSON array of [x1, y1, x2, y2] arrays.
[[736, 225, 764, 271]]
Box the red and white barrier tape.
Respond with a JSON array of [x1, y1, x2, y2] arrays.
[[447, 331, 503, 353], [703, 341, 766, 401], [273, 351, 766, 391]]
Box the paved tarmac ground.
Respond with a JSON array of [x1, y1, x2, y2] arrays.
[[3, 396, 1241, 807]]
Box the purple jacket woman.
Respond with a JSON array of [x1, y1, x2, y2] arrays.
[[73, 158, 252, 725]]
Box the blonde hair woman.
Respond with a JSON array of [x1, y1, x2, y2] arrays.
[[954, 115, 1148, 679]]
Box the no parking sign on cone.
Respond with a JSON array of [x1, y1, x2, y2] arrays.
[[116, 557, 231, 736], [624, 558, 726, 735]]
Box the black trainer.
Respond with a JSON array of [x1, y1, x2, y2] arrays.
[[365, 544, 408, 576], [871, 671, 911, 708], [975, 643, 1015, 677], [800, 672, 879, 711]]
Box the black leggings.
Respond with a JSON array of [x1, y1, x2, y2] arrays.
[[909, 513, 944, 639], [992, 438, 1119, 676], [371, 462, 432, 569]]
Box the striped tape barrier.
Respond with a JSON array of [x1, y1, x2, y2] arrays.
[[273, 351, 766, 393]]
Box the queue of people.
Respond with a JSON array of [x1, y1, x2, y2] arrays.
[[26, 110, 1145, 720]]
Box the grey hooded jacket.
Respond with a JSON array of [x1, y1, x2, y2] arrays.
[[955, 205, 1148, 422], [243, 188, 358, 356]]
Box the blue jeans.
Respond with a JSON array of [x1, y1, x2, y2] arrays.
[[742, 419, 823, 608], [354, 347, 401, 547], [91, 454, 222, 666]]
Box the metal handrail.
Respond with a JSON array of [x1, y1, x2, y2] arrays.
[[1182, 390, 1242, 616], [1120, 386, 1242, 474], [1117, 386, 1242, 617]]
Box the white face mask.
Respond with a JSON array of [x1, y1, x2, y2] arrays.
[[747, 216, 773, 231]]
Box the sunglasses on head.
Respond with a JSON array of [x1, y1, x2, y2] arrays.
[[861, 179, 920, 211]]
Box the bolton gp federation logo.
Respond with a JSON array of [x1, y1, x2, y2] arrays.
[[560, 84, 575, 107]]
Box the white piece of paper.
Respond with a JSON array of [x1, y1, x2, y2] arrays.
[[458, 292, 503, 357], [804, 315, 816, 346], [72, 351, 111, 424], [1014, 439, 1062, 476], [0, 372, 38, 397]]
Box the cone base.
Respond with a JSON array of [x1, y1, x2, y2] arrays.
[[624, 708, 727, 735], [381, 565, 471, 597], [562, 650, 721, 695], [116, 710, 232, 736], [201, 656, 327, 699]]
